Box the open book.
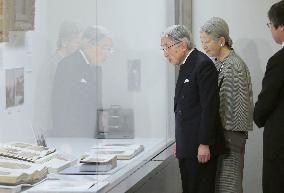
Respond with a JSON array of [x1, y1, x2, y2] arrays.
[[0, 142, 55, 162], [79, 153, 117, 172], [0, 142, 76, 174], [0, 157, 48, 185], [36, 151, 76, 173], [91, 143, 144, 160]]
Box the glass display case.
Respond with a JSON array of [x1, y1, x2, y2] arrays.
[[0, 0, 176, 192]]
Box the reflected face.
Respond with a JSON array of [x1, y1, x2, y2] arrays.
[[97, 38, 114, 60], [160, 37, 185, 65], [88, 38, 113, 64], [65, 36, 81, 54], [200, 32, 221, 58], [269, 22, 284, 44]]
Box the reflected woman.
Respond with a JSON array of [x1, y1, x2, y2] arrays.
[[200, 17, 253, 193]]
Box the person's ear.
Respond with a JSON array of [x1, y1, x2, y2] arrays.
[[181, 41, 188, 51], [219, 37, 226, 47]]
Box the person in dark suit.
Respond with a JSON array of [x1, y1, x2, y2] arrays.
[[161, 25, 224, 193], [51, 26, 113, 137], [35, 21, 81, 136], [254, 1, 284, 193]]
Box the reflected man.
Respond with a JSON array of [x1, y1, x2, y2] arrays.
[[52, 26, 113, 137]]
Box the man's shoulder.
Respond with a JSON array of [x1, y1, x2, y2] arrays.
[[56, 51, 86, 75], [187, 49, 213, 65], [59, 50, 84, 65], [270, 47, 284, 61], [267, 48, 284, 69]]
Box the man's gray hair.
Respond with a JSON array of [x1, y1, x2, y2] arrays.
[[81, 25, 111, 47], [161, 25, 194, 50], [57, 21, 81, 49], [200, 17, 233, 48]]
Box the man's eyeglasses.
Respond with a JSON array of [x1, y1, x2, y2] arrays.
[[266, 22, 273, 29], [101, 47, 114, 54], [161, 42, 181, 52]]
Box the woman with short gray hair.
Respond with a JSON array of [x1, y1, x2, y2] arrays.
[[200, 17, 253, 193]]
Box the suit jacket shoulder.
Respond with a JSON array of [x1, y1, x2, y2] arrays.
[[187, 49, 214, 67], [57, 50, 86, 69], [254, 47, 284, 128]]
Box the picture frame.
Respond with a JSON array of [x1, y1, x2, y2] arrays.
[[5, 67, 24, 109], [10, 0, 35, 31], [0, 0, 13, 42], [0, 0, 35, 42]]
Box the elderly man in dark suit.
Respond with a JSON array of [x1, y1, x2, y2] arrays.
[[161, 25, 224, 193], [254, 1, 284, 193], [51, 26, 113, 137]]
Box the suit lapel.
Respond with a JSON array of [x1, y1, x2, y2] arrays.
[[175, 65, 187, 97], [175, 50, 197, 97]]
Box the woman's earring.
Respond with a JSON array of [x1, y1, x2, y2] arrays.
[[220, 44, 223, 47]]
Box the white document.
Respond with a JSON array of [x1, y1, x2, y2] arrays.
[[91, 143, 144, 160]]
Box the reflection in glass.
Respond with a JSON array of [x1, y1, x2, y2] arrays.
[[5, 67, 24, 109], [51, 26, 112, 137]]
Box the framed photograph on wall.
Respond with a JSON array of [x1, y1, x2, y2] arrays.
[[0, 0, 13, 42], [0, 0, 35, 42], [5, 67, 24, 109], [10, 0, 35, 31]]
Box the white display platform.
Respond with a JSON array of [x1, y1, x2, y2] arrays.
[[23, 137, 175, 193]]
